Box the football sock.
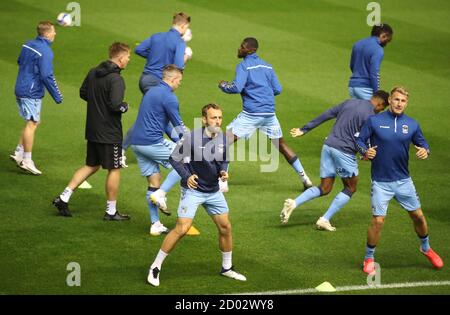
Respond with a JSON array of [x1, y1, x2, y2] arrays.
[[365, 244, 376, 259], [294, 186, 321, 207], [221, 251, 232, 270], [288, 156, 307, 180], [152, 249, 168, 270], [23, 151, 32, 161], [419, 234, 430, 253], [15, 144, 24, 155], [160, 170, 181, 193], [106, 200, 117, 215], [60, 187, 73, 203], [147, 187, 159, 223], [323, 189, 353, 221]]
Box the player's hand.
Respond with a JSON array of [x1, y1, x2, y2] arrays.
[[415, 145, 428, 159], [365, 145, 378, 160], [187, 174, 199, 189], [219, 171, 228, 182], [290, 128, 304, 138], [218, 80, 227, 88]]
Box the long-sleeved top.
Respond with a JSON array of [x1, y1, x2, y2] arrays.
[[135, 28, 186, 79], [169, 127, 229, 193], [301, 99, 377, 155], [130, 81, 185, 145], [219, 53, 282, 116], [15, 36, 63, 103], [80, 60, 128, 144], [349, 36, 384, 92], [356, 110, 430, 182]]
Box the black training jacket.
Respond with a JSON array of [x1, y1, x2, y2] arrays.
[[80, 60, 128, 144]]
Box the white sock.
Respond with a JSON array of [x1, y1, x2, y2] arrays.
[[151, 249, 168, 270], [106, 200, 117, 215], [23, 151, 32, 161], [15, 144, 24, 154], [221, 251, 232, 270], [60, 187, 73, 203]]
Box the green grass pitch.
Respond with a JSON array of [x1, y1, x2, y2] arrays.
[[1, 0, 449, 295]]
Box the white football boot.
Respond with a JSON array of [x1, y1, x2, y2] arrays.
[[280, 199, 296, 224], [19, 159, 42, 175], [316, 217, 336, 232], [221, 267, 247, 281], [150, 221, 170, 236], [147, 266, 160, 286], [150, 189, 169, 215]]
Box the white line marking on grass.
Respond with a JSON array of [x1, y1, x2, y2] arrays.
[[232, 280, 450, 295]]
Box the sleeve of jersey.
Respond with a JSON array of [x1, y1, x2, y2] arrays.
[[39, 52, 63, 104], [349, 46, 356, 71], [300, 103, 341, 133], [412, 124, 430, 154], [169, 134, 193, 182], [174, 41, 186, 69], [219, 134, 230, 173], [270, 70, 282, 96], [165, 98, 188, 139], [219, 63, 248, 94], [79, 73, 89, 101], [356, 118, 372, 155], [135, 37, 152, 58], [109, 76, 128, 113], [369, 49, 384, 92]]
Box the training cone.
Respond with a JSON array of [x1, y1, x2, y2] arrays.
[[186, 226, 200, 236], [79, 181, 92, 189], [315, 281, 336, 292]]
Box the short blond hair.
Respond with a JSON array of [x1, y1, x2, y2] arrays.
[[163, 64, 183, 80], [109, 42, 130, 59], [172, 12, 190, 26], [390, 86, 409, 98], [37, 21, 54, 36]]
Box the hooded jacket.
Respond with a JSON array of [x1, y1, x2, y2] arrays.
[[80, 60, 128, 144]]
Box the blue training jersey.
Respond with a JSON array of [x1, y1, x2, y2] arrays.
[[130, 81, 185, 145], [219, 53, 282, 116], [356, 110, 430, 182], [300, 99, 377, 155], [135, 28, 186, 79], [349, 36, 384, 92]]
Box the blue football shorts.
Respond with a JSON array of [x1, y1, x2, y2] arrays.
[[320, 144, 358, 178], [177, 187, 229, 219], [371, 177, 421, 216], [227, 111, 283, 139], [131, 139, 176, 177], [16, 98, 42, 122]]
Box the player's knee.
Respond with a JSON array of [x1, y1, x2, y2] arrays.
[[410, 211, 425, 223], [175, 223, 191, 236], [218, 222, 232, 236], [372, 216, 385, 229], [319, 185, 331, 196]]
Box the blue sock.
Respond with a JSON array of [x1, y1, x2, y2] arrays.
[[160, 170, 181, 193], [289, 156, 305, 175], [146, 188, 159, 223], [294, 186, 321, 207], [419, 234, 430, 253], [365, 244, 376, 260], [322, 190, 352, 221]]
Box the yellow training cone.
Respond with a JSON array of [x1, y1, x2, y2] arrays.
[[186, 226, 200, 236], [79, 181, 92, 189], [315, 282, 336, 292]]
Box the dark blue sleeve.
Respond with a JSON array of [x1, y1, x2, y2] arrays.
[[135, 37, 152, 58], [164, 97, 188, 140], [39, 50, 63, 103], [169, 134, 193, 181], [300, 102, 343, 133], [356, 117, 373, 155], [369, 49, 383, 92], [412, 124, 430, 153], [174, 40, 186, 69], [219, 63, 248, 94]]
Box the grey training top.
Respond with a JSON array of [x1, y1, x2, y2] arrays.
[[300, 99, 376, 155]]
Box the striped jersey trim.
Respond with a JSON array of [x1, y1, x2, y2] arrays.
[[246, 65, 273, 70], [22, 45, 42, 57]]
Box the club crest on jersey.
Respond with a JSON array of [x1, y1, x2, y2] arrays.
[[402, 125, 409, 134]]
